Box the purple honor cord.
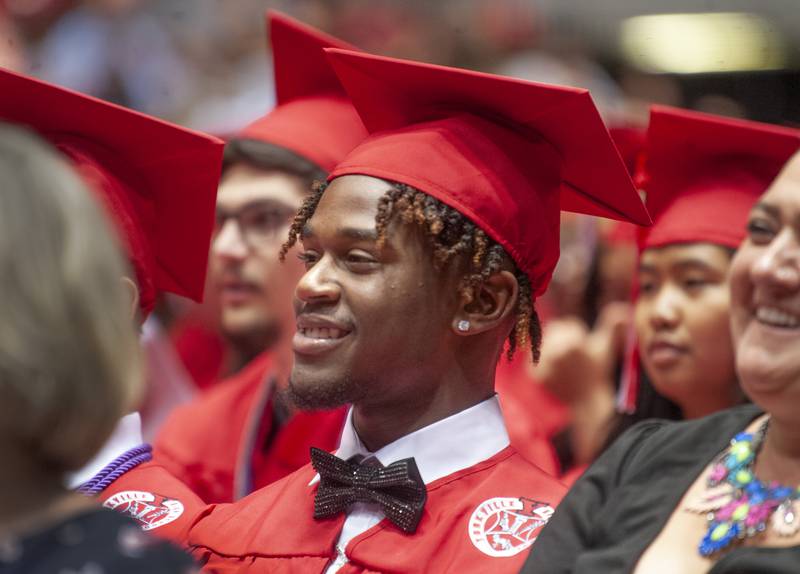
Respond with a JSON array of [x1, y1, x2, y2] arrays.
[[76, 444, 153, 495]]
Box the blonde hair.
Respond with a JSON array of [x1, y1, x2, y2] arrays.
[[0, 123, 142, 473]]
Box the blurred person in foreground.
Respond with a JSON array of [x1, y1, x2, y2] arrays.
[[0, 123, 193, 573], [532, 107, 800, 484], [521, 141, 800, 574], [152, 12, 365, 504], [0, 63, 225, 541], [184, 47, 649, 573]]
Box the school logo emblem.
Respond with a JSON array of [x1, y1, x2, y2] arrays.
[[468, 497, 554, 557], [103, 491, 184, 531]]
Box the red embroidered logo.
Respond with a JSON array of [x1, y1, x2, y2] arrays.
[[468, 497, 554, 557], [103, 491, 184, 531]]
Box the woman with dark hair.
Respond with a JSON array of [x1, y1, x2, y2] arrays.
[[538, 106, 800, 479], [613, 107, 800, 431], [520, 141, 800, 572]]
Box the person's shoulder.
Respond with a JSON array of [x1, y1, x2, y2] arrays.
[[428, 446, 566, 513], [399, 448, 563, 567], [493, 446, 566, 488], [191, 461, 317, 520], [99, 461, 206, 542], [611, 404, 763, 478], [479, 446, 567, 505], [629, 404, 762, 450], [178, 351, 274, 419], [676, 403, 762, 431], [154, 352, 274, 452], [430, 445, 564, 486], [90, 509, 196, 573], [21, 507, 195, 573], [186, 461, 319, 556]]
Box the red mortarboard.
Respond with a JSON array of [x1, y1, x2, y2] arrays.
[[639, 105, 800, 251], [617, 105, 800, 413], [0, 68, 224, 317], [325, 49, 650, 297], [237, 12, 367, 172], [603, 126, 647, 246], [609, 125, 646, 178]]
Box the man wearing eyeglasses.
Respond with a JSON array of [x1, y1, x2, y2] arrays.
[[212, 141, 324, 375], [149, 13, 367, 506]]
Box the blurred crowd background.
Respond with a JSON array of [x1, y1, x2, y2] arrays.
[[2, 0, 798, 133], [2, 0, 797, 438]]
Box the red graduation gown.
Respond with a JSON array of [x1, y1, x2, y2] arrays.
[[188, 446, 566, 573], [99, 461, 206, 542], [495, 354, 566, 476], [153, 351, 347, 503]]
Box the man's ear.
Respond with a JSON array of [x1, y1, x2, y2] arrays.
[[452, 270, 518, 335], [121, 276, 140, 322]]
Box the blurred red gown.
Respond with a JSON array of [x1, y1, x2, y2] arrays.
[[152, 351, 347, 504], [99, 352, 345, 542], [495, 354, 568, 476]]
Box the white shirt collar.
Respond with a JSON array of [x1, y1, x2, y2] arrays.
[[310, 396, 509, 486]]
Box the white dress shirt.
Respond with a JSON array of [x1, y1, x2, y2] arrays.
[[314, 396, 510, 573]]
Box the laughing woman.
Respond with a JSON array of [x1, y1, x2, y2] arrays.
[[520, 149, 800, 573]]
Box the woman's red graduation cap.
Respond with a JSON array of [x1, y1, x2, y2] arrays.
[[325, 48, 651, 297], [639, 105, 800, 251], [617, 105, 800, 412], [0, 68, 224, 317], [237, 12, 367, 172]]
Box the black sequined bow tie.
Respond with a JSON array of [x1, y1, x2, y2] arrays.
[[310, 447, 427, 533]]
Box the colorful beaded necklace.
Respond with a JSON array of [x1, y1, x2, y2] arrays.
[[686, 419, 800, 556]]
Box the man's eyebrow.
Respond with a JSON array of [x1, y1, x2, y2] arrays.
[[672, 258, 719, 273], [300, 225, 379, 242], [217, 199, 294, 215], [638, 262, 657, 274], [339, 227, 379, 241]]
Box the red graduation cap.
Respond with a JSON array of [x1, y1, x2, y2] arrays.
[[604, 125, 648, 246], [609, 125, 647, 178], [0, 68, 224, 317], [639, 105, 800, 251], [237, 12, 367, 172], [325, 48, 651, 297], [617, 105, 800, 413]]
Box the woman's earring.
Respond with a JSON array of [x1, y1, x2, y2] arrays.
[[457, 320, 471, 333]]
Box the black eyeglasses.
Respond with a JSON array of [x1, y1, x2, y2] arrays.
[[214, 202, 297, 247]]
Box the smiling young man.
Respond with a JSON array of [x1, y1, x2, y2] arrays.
[[184, 49, 650, 572], [151, 12, 366, 504]]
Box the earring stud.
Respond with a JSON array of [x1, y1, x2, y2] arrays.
[[457, 320, 470, 332]]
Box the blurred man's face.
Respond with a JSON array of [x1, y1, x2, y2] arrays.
[[210, 163, 306, 354]]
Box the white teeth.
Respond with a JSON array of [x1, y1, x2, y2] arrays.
[[301, 327, 346, 340], [756, 306, 800, 328]]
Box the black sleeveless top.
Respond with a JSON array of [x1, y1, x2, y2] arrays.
[[521, 405, 800, 573], [0, 506, 194, 573]]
